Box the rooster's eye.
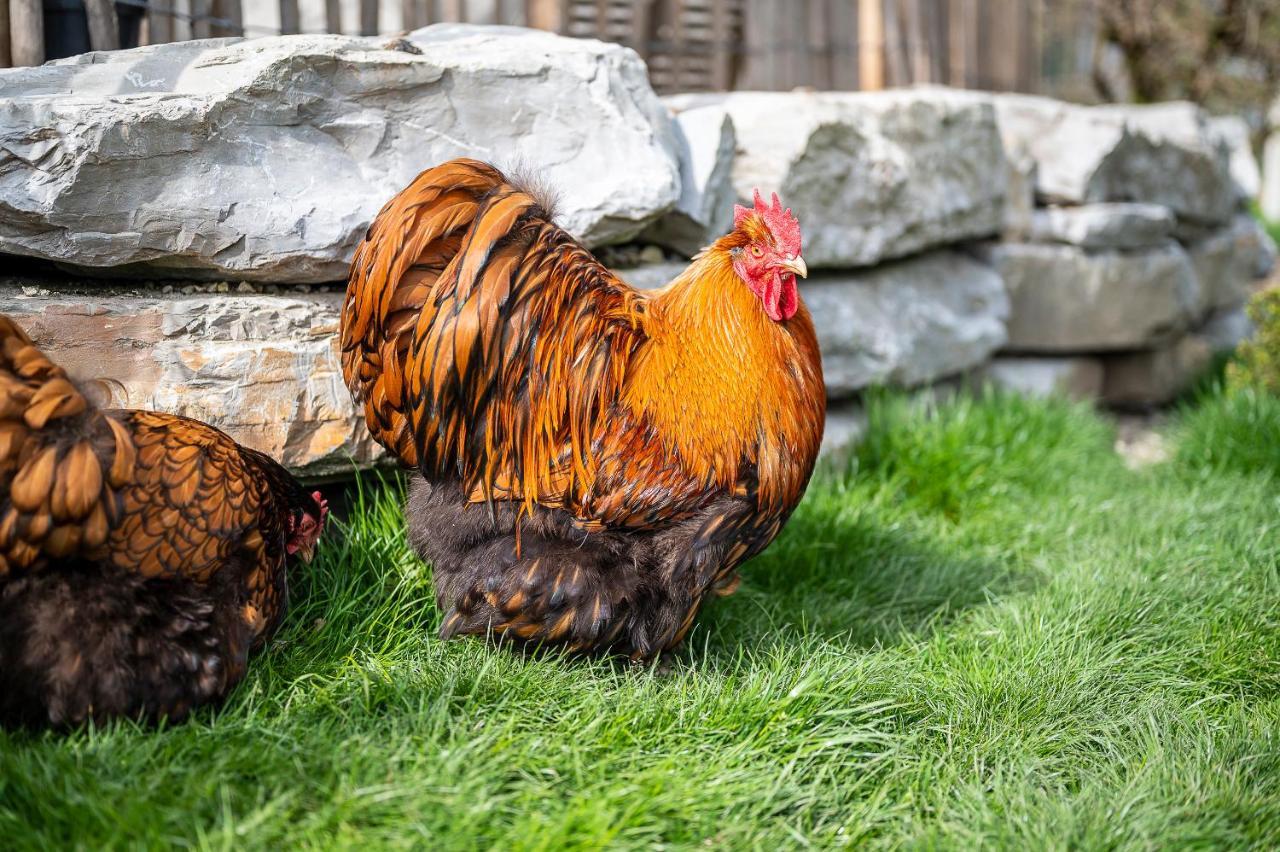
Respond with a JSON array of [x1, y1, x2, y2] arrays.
[[750, 246, 763, 258]]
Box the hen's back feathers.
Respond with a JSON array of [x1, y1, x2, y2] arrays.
[[0, 315, 321, 725], [341, 159, 649, 513]]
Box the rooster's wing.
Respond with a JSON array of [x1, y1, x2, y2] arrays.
[[342, 159, 689, 522]]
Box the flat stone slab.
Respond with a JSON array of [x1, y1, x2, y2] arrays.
[[0, 25, 681, 282], [982, 356, 1105, 401], [1026, 203, 1174, 250], [800, 250, 1010, 396], [982, 242, 1201, 353], [995, 95, 1236, 226], [2, 282, 384, 478], [667, 87, 1007, 268]]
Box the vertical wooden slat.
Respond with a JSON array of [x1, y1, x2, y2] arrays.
[[857, 0, 883, 90], [401, 0, 418, 30], [0, 0, 12, 68], [829, 0, 858, 89], [440, 0, 463, 22], [148, 0, 174, 43], [632, 0, 654, 63], [709, 0, 731, 89], [191, 0, 211, 38], [807, 0, 831, 90], [212, 0, 245, 36], [279, 0, 301, 34], [325, 0, 342, 33], [85, 0, 121, 50], [359, 0, 378, 34]]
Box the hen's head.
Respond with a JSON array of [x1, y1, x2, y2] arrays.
[[725, 189, 807, 322], [287, 491, 329, 563]]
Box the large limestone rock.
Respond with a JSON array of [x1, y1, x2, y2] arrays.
[[983, 242, 1201, 352], [800, 251, 1010, 396], [2, 282, 383, 478], [0, 25, 680, 283], [1026, 203, 1174, 250], [1209, 115, 1262, 200], [1102, 335, 1213, 408], [1186, 213, 1277, 313], [643, 106, 736, 255], [981, 356, 1104, 401], [666, 88, 1008, 268], [994, 96, 1236, 226]]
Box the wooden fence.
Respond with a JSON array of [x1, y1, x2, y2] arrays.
[[3, 0, 1097, 97]]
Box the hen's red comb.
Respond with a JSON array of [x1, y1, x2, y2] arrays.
[[733, 189, 802, 256]]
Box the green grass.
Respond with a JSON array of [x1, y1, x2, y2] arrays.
[[2, 388, 1279, 850]]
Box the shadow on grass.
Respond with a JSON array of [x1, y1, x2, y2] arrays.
[[697, 501, 1031, 656]]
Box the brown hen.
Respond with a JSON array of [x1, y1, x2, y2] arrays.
[[0, 315, 327, 727], [342, 159, 825, 660]]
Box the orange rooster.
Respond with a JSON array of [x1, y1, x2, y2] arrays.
[[0, 315, 327, 726], [341, 159, 824, 659]]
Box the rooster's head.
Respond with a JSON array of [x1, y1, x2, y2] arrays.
[[725, 189, 807, 322]]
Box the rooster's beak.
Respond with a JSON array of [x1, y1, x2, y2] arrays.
[[779, 256, 808, 279]]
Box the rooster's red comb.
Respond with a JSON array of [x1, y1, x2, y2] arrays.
[[733, 189, 802, 257]]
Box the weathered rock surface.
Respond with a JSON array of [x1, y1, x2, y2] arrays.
[[1186, 213, 1277, 313], [1026, 203, 1174, 250], [1102, 335, 1213, 407], [667, 88, 1007, 268], [801, 250, 1009, 396], [2, 283, 383, 477], [1264, 132, 1280, 222], [981, 356, 1105, 401], [1199, 306, 1254, 353], [643, 106, 736, 255], [611, 261, 688, 291], [821, 403, 868, 456], [1209, 115, 1261, 200], [0, 25, 680, 282], [994, 96, 1236, 225], [983, 242, 1200, 352]]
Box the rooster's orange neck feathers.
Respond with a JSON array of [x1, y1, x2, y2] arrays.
[[625, 239, 825, 508]]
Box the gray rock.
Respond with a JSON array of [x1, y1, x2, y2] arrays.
[[668, 88, 1007, 268], [983, 242, 1201, 352], [1264, 132, 1280, 222], [0, 25, 681, 283], [2, 282, 384, 477], [820, 402, 868, 456], [801, 250, 1010, 396], [643, 106, 737, 255], [1027, 203, 1174, 250], [611, 261, 688, 291], [1199, 306, 1254, 353], [981, 356, 1105, 401], [994, 95, 1236, 225], [1003, 148, 1038, 239], [1187, 213, 1276, 313], [1209, 115, 1261, 200], [1102, 335, 1213, 407]]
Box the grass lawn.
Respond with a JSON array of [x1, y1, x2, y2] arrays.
[[2, 386, 1278, 849]]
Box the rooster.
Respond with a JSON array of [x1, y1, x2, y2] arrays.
[[341, 159, 824, 659], [0, 315, 328, 726]]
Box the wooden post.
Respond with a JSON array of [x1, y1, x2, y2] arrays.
[[709, 0, 730, 89], [11, 0, 43, 65], [212, 0, 244, 36], [440, 0, 463, 21], [857, 0, 883, 90], [148, 0, 174, 43], [325, 0, 341, 33], [808, 0, 832, 90], [191, 0, 211, 38], [829, 0, 859, 89], [279, 0, 301, 34], [359, 0, 378, 34], [0, 0, 12, 68], [85, 0, 121, 49], [526, 0, 564, 33]]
